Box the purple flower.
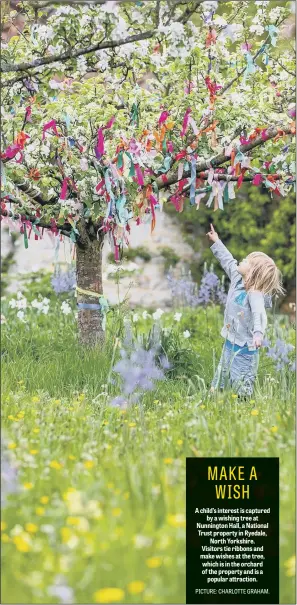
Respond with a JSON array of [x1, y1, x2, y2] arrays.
[[1, 434, 19, 506], [111, 344, 165, 407], [51, 266, 76, 294], [167, 266, 226, 308], [265, 338, 295, 371]]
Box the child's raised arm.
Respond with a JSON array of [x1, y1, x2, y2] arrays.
[[207, 224, 240, 283], [248, 290, 267, 348]]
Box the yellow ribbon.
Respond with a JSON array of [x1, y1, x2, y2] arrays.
[[76, 286, 101, 298]]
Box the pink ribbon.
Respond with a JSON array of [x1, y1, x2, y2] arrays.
[[158, 110, 169, 126], [181, 108, 191, 137], [134, 164, 144, 186], [42, 119, 60, 140]]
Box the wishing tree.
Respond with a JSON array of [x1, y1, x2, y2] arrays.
[[1, 0, 295, 345]]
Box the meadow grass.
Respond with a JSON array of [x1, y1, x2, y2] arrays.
[[1, 284, 296, 604]]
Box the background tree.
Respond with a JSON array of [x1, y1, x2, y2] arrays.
[[1, 0, 295, 345]]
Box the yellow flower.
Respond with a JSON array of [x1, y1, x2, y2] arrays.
[[8, 442, 16, 449], [123, 491, 130, 500], [25, 523, 38, 533], [200, 405, 206, 409], [270, 426, 278, 433], [177, 440, 183, 446], [60, 527, 72, 543], [94, 588, 125, 603], [128, 422, 136, 427], [167, 513, 186, 528], [107, 482, 114, 489], [17, 411, 25, 418], [84, 460, 94, 469], [33, 428, 40, 434], [1, 534, 10, 543], [78, 393, 85, 401], [250, 400, 255, 404], [49, 460, 63, 470], [102, 421, 109, 426], [23, 482, 33, 490], [112, 508, 122, 517], [13, 533, 31, 552], [153, 400, 159, 404], [127, 581, 145, 595], [31, 397, 40, 403], [8, 415, 15, 420], [1, 521, 7, 531], [163, 458, 173, 464], [35, 507, 45, 516], [232, 394, 238, 399], [251, 409, 259, 416], [284, 555, 296, 577], [30, 449, 38, 455], [40, 496, 49, 504], [120, 410, 126, 415], [54, 399, 61, 405], [66, 516, 80, 526], [68, 455, 76, 461], [146, 556, 162, 569]]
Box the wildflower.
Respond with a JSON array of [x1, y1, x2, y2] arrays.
[[16, 310, 26, 322], [167, 513, 186, 528], [49, 460, 63, 470], [25, 523, 38, 533], [84, 460, 94, 469], [284, 555, 296, 577], [183, 330, 191, 338], [1, 522, 7, 531], [23, 482, 33, 489], [1, 315, 6, 324], [112, 508, 122, 517], [164, 458, 173, 464], [8, 443, 16, 449], [61, 301, 72, 316], [54, 399, 61, 404], [146, 556, 162, 568], [270, 426, 278, 433], [177, 439, 183, 445], [32, 396, 40, 403], [251, 410, 259, 416], [30, 449, 38, 455], [174, 312, 182, 322], [33, 428, 40, 434], [49, 575, 74, 604], [51, 265, 76, 294], [133, 534, 153, 549], [152, 308, 164, 320], [142, 311, 150, 319], [231, 394, 237, 399], [132, 313, 139, 322], [13, 533, 31, 552], [93, 588, 125, 603], [1, 534, 10, 543], [68, 455, 76, 461], [127, 581, 145, 595], [128, 422, 136, 427], [36, 507, 45, 516]]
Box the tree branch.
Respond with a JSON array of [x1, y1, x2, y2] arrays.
[[156, 125, 294, 190], [1, 208, 72, 236], [3, 175, 59, 206], [1, 29, 156, 74]]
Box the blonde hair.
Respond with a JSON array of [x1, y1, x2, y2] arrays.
[[244, 252, 285, 297]]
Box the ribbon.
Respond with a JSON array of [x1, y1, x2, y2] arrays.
[[42, 119, 60, 140], [265, 24, 278, 47], [95, 128, 104, 159], [181, 108, 191, 137], [189, 156, 196, 205]]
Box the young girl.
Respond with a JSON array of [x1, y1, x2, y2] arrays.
[[207, 224, 284, 397]]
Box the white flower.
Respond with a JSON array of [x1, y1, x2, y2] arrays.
[[1, 314, 7, 324], [133, 534, 153, 549], [142, 311, 150, 320], [16, 297, 27, 309], [250, 23, 264, 35], [9, 299, 17, 309], [174, 312, 182, 322], [152, 308, 164, 321], [61, 302, 72, 315], [132, 313, 139, 322], [183, 330, 191, 339], [17, 310, 25, 322]]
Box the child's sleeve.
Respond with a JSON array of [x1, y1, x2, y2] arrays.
[[248, 291, 267, 336], [210, 239, 240, 283]]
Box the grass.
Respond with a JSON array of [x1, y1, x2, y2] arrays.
[[1, 282, 296, 604]]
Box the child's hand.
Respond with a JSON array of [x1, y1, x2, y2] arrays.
[[253, 333, 263, 349], [207, 223, 219, 243]]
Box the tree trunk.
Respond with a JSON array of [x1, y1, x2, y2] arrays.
[[76, 237, 105, 347]]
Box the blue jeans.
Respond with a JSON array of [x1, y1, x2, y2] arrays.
[[211, 341, 259, 397]]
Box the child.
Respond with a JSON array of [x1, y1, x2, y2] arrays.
[[207, 224, 284, 397]]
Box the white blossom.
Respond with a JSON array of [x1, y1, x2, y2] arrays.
[[16, 310, 26, 322], [152, 308, 164, 320], [61, 301, 72, 315], [183, 330, 191, 339], [174, 312, 182, 322], [132, 313, 139, 322]]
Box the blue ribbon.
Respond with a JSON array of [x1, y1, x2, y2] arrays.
[[77, 303, 101, 310]]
